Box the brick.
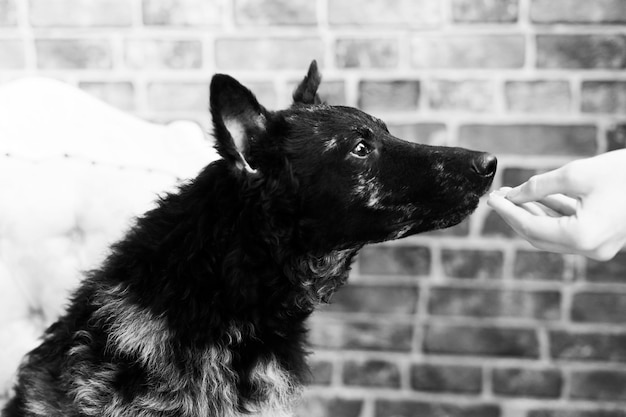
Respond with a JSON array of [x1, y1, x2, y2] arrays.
[[550, 330, 626, 362], [343, 359, 401, 388], [441, 249, 504, 279], [586, 252, 626, 283], [30, 0, 131, 27], [410, 363, 482, 393], [529, 410, 626, 417], [359, 245, 431, 276], [336, 39, 399, 69], [0, 40, 25, 69], [318, 81, 347, 105], [376, 400, 500, 417], [492, 368, 562, 398], [429, 288, 561, 320], [505, 81, 571, 113], [531, 0, 626, 24], [215, 38, 323, 70], [329, 0, 442, 28], [35, 39, 112, 69], [79, 82, 135, 111], [427, 80, 495, 113], [483, 210, 518, 238], [142, 0, 221, 26], [0, 0, 17, 26], [582, 81, 626, 114], [154, 81, 271, 111], [537, 35, 626, 69], [424, 325, 539, 358], [502, 168, 540, 188], [572, 292, 626, 324], [607, 124, 626, 151], [358, 80, 419, 112], [514, 251, 566, 281], [147, 82, 208, 112], [235, 0, 316, 25], [324, 284, 419, 315], [387, 123, 447, 146], [318, 81, 346, 106], [452, 0, 518, 23], [308, 360, 332, 385], [125, 40, 202, 70], [242, 82, 277, 110], [411, 35, 525, 69], [458, 124, 597, 156], [309, 319, 413, 351], [570, 370, 626, 401], [297, 396, 363, 417]]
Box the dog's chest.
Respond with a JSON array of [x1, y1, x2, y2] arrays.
[[68, 336, 300, 417], [237, 355, 301, 417], [180, 347, 301, 417]]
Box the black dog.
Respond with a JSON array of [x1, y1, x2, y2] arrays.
[[3, 61, 496, 417]]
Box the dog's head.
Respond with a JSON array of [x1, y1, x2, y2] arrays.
[[210, 61, 496, 251]]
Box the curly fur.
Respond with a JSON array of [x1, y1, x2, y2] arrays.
[[3, 60, 495, 417]]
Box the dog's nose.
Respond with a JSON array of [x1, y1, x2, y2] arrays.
[[471, 153, 497, 177]]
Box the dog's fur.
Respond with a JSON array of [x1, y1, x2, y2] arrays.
[[3, 61, 496, 417]]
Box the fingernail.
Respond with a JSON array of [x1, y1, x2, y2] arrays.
[[506, 187, 520, 200]]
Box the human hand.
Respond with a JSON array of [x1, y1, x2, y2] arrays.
[[487, 149, 626, 261]]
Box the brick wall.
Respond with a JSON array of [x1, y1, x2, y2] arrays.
[[2, 1, 626, 416]]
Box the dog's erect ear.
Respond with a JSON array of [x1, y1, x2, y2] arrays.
[[293, 60, 322, 105], [210, 74, 267, 173]]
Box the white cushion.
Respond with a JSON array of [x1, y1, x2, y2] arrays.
[[0, 77, 218, 397]]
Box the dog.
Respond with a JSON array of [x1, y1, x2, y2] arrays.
[[2, 61, 496, 417]]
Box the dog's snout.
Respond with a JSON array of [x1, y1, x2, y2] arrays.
[[471, 153, 497, 177]]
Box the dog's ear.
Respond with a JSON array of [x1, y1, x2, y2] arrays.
[[210, 74, 267, 173], [293, 60, 322, 105]]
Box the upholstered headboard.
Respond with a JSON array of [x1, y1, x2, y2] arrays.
[[0, 77, 218, 398]]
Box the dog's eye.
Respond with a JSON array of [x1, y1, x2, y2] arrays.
[[351, 141, 373, 158]]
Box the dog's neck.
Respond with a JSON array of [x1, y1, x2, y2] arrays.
[[286, 246, 361, 309]]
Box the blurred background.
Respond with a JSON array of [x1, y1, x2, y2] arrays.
[[2, 0, 626, 416]]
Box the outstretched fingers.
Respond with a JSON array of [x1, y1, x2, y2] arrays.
[[488, 190, 578, 250]]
